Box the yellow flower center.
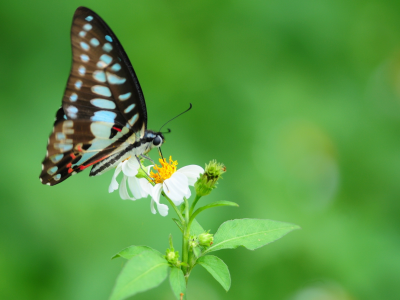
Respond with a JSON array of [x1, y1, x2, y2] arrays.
[[150, 156, 178, 184]]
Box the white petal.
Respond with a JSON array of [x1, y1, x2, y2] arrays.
[[127, 176, 145, 199], [150, 184, 168, 215], [122, 158, 139, 177], [163, 172, 189, 206], [119, 175, 136, 200], [151, 184, 169, 216], [177, 165, 204, 186], [139, 178, 153, 197], [151, 184, 163, 206], [108, 163, 122, 193], [150, 199, 157, 214], [157, 203, 169, 217]]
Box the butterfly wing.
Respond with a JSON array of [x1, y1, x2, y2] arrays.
[[64, 6, 147, 132], [40, 117, 131, 186], [40, 7, 148, 185]]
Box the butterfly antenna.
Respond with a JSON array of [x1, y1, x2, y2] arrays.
[[159, 103, 192, 132], [161, 128, 171, 134]]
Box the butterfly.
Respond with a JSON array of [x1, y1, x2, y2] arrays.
[[39, 6, 165, 186]]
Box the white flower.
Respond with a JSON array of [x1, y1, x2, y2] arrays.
[[108, 157, 169, 216], [150, 157, 204, 211]]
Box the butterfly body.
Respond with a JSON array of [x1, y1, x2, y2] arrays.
[[39, 7, 164, 186]]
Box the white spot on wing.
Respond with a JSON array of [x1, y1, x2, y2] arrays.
[[90, 122, 112, 137], [90, 38, 99, 47], [106, 72, 126, 85], [83, 24, 92, 31], [93, 70, 106, 82], [103, 43, 113, 52], [128, 113, 139, 126], [67, 106, 78, 114], [90, 99, 116, 109], [80, 42, 90, 51], [78, 66, 86, 75], [54, 174, 61, 181], [124, 104, 135, 113], [54, 143, 73, 152], [50, 154, 64, 163], [119, 92, 131, 101], [70, 93, 78, 102], [97, 54, 113, 68], [47, 166, 58, 175], [79, 31, 86, 37], [101, 54, 112, 64], [56, 132, 66, 140], [80, 54, 89, 62], [92, 85, 111, 97], [75, 80, 82, 89], [111, 63, 121, 72], [66, 106, 78, 118]]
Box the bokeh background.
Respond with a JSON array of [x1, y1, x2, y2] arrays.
[[1, 0, 400, 299]]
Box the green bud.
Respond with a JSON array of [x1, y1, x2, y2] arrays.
[[165, 248, 180, 266], [189, 235, 199, 249], [198, 231, 214, 247], [195, 160, 226, 197], [164, 235, 180, 267]]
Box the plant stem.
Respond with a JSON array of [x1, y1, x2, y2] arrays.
[[189, 194, 202, 215], [181, 197, 191, 282]]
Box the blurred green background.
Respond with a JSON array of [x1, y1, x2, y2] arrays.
[[1, 0, 400, 299]]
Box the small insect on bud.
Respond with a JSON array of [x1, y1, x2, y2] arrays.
[[198, 231, 214, 248], [194, 160, 226, 197]]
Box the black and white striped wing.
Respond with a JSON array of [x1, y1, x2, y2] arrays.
[[40, 7, 147, 186]]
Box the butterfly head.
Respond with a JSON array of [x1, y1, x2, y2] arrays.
[[145, 130, 165, 152], [152, 133, 164, 148]]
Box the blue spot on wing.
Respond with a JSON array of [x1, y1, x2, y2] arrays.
[[91, 111, 117, 123]]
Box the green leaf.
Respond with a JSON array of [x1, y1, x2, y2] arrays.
[[111, 245, 163, 260], [193, 246, 201, 258], [190, 201, 238, 224], [190, 219, 205, 236], [172, 218, 183, 232], [109, 251, 169, 300], [196, 255, 231, 291], [203, 219, 300, 254], [169, 267, 186, 300]]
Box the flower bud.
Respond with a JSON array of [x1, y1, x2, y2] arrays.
[[165, 234, 180, 266], [194, 160, 226, 196], [165, 248, 180, 266], [198, 231, 214, 247], [189, 235, 199, 249]]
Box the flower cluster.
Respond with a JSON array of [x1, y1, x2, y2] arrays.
[[109, 156, 204, 216]]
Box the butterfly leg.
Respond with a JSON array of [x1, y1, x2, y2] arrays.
[[140, 154, 154, 164], [135, 155, 154, 182]]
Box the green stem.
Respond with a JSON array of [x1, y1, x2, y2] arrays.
[[189, 194, 202, 215], [181, 197, 191, 282], [162, 192, 185, 224]]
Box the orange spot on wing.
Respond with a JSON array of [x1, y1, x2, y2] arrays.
[[79, 155, 109, 170]]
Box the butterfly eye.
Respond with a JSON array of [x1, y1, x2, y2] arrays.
[[153, 136, 162, 147]]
